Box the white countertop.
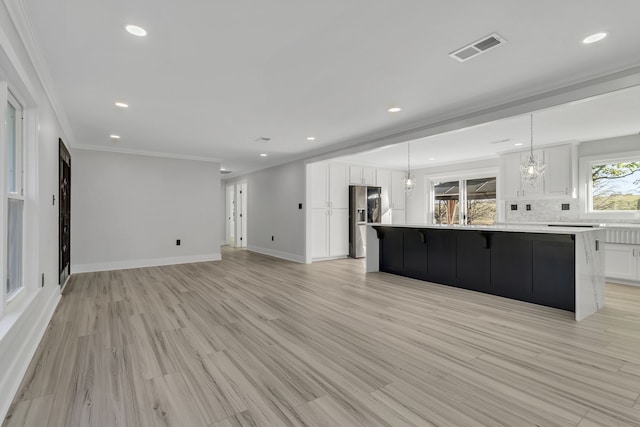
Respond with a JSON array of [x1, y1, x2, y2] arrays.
[[368, 223, 603, 234], [497, 221, 640, 229]]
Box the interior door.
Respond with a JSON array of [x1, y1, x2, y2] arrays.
[[226, 184, 235, 245], [59, 139, 71, 286], [236, 182, 247, 248]]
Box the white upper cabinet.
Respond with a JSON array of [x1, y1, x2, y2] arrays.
[[501, 152, 522, 199], [544, 145, 573, 197], [350, 165, 376, 185], [391, 170, 406, 209], [309, 162, 329, 209], [500, 144, 574, 200], [362, 167, 376, 185], [329, 163, 350, 209], [349, 166, 363, 184], [310, 162, 350, 209]]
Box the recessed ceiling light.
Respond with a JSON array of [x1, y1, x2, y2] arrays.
[[115, 102, 129, 108], [306, 136, 316, 141], [582, 32, 607, 44], [388, 107, 402, 113], [125, 25, 147, 37], [110, 134, 121, 140], [220, 168, 226, 171], [260, 153, 268, 157], [514, 142, 524, 146], [428, 157, 435, 161]]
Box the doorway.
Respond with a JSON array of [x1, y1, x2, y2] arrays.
[[59, 139, 71, 285], [226, 184, 235, 246], [236, 182, 247, 248], [225, 181, 247, 248]]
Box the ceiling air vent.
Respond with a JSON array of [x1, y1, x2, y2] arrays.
[[449, 33, 506, 62]]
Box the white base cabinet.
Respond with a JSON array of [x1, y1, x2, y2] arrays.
[[311, 208, 349, 259], [311, 209, 330, 259], [605, 243, 640, 284], [329, 209, 349, 256]]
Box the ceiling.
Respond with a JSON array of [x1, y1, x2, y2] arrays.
[[336, 85, 640, 169], [22, 0, 640, 175]]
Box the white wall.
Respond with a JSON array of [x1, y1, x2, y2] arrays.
[[71, 149, 221, 272], [578, 133, 640, 157], [225, 160, 306, 262], [0, 2, 66, 419]]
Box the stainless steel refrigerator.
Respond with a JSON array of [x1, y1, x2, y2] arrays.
[[349, 185, 381, 258]]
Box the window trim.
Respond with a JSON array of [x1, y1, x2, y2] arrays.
[[579, 151, 640, 220], [425, 166, 499, 225], [7, 90, 24, 198], [5, 89, 25, 299]]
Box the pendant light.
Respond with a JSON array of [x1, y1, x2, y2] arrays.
[[404, 143, 415, 193], [520, 113, 545, 183]]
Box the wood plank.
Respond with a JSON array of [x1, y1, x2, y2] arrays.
[[4, 247, 640, 427]]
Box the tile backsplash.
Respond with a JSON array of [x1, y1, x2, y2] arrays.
[[504, 199, 640, 224], [505, 199, 579, 222]]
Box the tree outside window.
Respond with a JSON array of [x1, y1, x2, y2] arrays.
[[591, 162, 640, 211]]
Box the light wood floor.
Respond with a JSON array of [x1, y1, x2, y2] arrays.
[[4, 247, 640, 427]]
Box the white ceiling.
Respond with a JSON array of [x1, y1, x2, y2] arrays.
[[337, 85, 640, 169], [22, 0, 640, 175]]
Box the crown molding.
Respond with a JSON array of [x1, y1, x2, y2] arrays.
[[73, 144, 222, 163], [4, 0, 75, 145]]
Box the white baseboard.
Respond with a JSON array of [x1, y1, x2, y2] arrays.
[[247, 245, 305, 263], [312, 254, 349, 262], [0, 285, 61, 421], [71, 253, 222, 274], [606, 277, 640, 287]]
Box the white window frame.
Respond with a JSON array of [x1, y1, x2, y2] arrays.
[[0, 78, 38, 323], [4, 88, 25, 301], [425, 167, 499, 225], [579, 151, 640, 220]]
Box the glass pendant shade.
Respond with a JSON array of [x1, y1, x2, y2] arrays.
[[520, 114, 545, 184], [404, 173, 416, 192], [404, 143, 415, 193], [520, 154, 546, 183]]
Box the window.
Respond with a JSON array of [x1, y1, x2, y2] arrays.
[[590, 160, 640, 212], [433, 176, 496, 225], [434, 180, 460, 225], [6, 91, 24, 298]]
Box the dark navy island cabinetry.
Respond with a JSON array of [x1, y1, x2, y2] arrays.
[[367, 224, 606, 320]]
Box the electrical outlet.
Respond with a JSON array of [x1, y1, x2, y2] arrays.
[[561, 203, 570, 211], [510, 204, 518, 211], [526, 204, 531, 211], [271, 235, 274, 241], [298, 203, 302, 209], [176, 239, 181, 246]]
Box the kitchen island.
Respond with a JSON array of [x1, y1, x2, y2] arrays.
[[366, 224, 605, 320]]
